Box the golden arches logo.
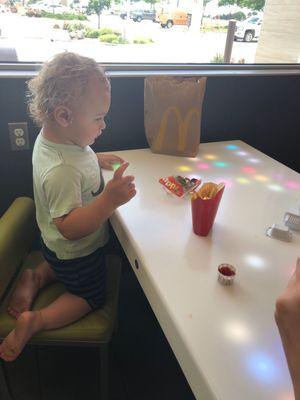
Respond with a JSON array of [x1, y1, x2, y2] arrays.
[[153, 106, 200, 153]]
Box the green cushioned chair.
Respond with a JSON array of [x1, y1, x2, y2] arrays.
[[0, 198, 122, 400]]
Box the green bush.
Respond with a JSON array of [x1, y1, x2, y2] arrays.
[[99, 33, 119, 43], [133, 37, 154, 44], [210, 53, 224, 63], [99, 33, 128, 44], [99, 28, 122, 37], [85, 28, 102, 38], [41, 11, 87, 20], [69, 22, 86, 31], [219, 11, 246, 21]]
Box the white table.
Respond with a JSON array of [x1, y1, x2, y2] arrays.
[[103, 140, 300, 400]]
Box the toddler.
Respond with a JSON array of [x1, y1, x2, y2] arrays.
[[0, 52, 136, 361]]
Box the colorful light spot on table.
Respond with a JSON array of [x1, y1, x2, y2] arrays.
[[268, 184, 283, 192], [242, 166, 256, 174], [285, 181, 300, 190], [204, 154, 217, 160], [236, 177, 250, 184], [111, 162, 121, 171], [226, 144, 239, 150], [237, 151, 248, 156], [224, 321, 251, 343], [214, 161, 228, 168], [247, 353, 278, 383], [248, 158, 260, 164], [254, 175, 269, 182], [273, 173, 285, 181], [197, 163, 210, 170], [177, 165, 191, 172]]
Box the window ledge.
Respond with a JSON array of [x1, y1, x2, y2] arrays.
[[0, 63, 300, 78]]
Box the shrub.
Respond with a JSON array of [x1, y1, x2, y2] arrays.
[[70, 22, 86, 31], [210, 53, 224, 63], [99, 28, 121, 37], [99, 33, 119, 43], [99, 33, 128, 44], [41, 11, 87, 20], [133, 37, 154, 44], [85, 28, 102, 38]]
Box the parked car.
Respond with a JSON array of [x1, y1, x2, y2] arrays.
[[130, 9, 156, 22], [234, 16, 263, 42], [29, 1, 70, 13], [120, 10, 127, 19], [156, 8, 191, 28]]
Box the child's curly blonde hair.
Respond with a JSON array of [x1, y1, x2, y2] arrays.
[[27, 52, 110, 126]]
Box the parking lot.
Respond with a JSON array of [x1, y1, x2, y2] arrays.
[[0, 12, 258, 63]]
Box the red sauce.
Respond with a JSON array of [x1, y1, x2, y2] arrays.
[[219, 266, 235, 276]]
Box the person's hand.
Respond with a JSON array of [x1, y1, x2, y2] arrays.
[[97, 153, 124, 170], [104, 162, 136, 208]]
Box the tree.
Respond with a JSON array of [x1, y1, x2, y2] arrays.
[[218, 0, 265, 11], [201, 0, 211, 23], [87, 0, 111, 28]]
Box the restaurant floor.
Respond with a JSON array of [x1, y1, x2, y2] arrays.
[[0, 256, 196, 400]]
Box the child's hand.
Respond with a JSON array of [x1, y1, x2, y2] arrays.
[[104, 162, 136, 208], [97, 153, 124, 170]]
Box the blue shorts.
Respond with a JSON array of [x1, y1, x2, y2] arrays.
[[41, 240, 106, 311]]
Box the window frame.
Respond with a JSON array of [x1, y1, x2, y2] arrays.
[[0, 63, 300, 78]]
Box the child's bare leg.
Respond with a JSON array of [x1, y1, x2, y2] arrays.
[[7, 259, 57, 319], [275, 258, 300, 400], [0, 292, 91, 362]]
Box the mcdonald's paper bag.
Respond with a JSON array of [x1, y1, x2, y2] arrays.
[[144, 77, 206, 157]]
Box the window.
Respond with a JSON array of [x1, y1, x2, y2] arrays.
[[0, 0, 300, 65]]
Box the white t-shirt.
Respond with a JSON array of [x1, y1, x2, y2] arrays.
[[32, 132, 109, 260]]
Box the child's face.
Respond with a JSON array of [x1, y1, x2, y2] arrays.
[[70, 77, 111, 147]]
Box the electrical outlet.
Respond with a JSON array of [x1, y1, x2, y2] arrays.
[[8, 122, 30, 151]]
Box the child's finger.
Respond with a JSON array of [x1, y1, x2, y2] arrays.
[[122, 175, 135, 185], [113, 162, 129, 180]]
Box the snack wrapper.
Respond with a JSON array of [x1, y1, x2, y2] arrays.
[[159, 175, 201, 198], [191, 182, 225, 236]]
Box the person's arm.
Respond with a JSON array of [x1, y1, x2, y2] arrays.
[[53, 162, 135, 240], [275, 257, 300, 400]]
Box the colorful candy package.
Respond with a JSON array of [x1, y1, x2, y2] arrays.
[[159, 175, 201, 197]]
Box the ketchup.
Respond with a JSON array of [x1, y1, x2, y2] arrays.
[[219, 266, 235, 276]]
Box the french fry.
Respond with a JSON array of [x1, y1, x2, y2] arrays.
[[195, 181, 225, 200]]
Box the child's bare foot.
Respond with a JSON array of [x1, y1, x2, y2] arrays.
[[7, 269, 40, 319], [0, 311, 43, 362]]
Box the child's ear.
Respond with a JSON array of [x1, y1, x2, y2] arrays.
[[54, 106, 73, 127]]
